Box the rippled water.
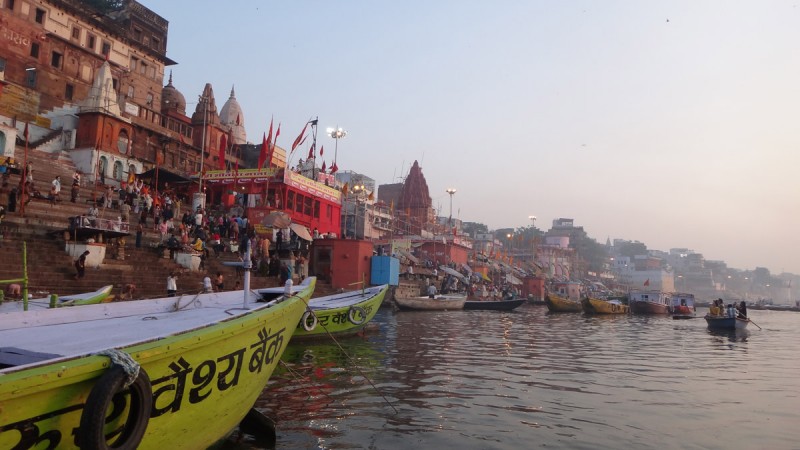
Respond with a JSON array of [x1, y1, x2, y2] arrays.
[[226, 305, 800, 449]]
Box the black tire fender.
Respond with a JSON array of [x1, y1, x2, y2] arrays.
[[301, 310, 318, 331], [78, 364, 152, 450], [348, 306, 367, 325]]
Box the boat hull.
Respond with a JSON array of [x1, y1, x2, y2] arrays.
[[0, 282, 315, 450], [671, 305, 696, 319], [0, 285, 113, 313], [292, 285, 388, 339], [582, 297, 629, 314], [545, 294, 582, 312], [395, 295, 466, 311], [629, 301, 670, 315], [704, 314, 749, 330], [463, 298, 525, 311]]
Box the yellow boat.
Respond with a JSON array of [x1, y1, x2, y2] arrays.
[[293, 284, 388, 339], [0, 273, 315, 449], [581, 296, 629, 314], [544, 293, 583, 312]]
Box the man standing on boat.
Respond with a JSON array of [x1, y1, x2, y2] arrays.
[[427, 282, 437, 299], [737, 301, 748, 319]]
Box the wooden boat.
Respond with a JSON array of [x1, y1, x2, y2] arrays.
[[628, 290, 670, 314], [544, 293, 582, 312], [0, 285, 113, 313], [0, 268, 315, 449], [669, 293, 696, 319], [292, 284, 388, 339], [395, 294, 466, 311], [463, 298, 526, 311], [704, 314, 749, 330], [581, 296, 629, 314]]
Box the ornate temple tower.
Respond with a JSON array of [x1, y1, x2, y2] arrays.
[[219, 86, 247, 145], [398, 160, 435, 236]]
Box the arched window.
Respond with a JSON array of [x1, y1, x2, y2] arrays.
[[0, 131, 6, 156], [113, 160, 123, 181], [99, 156, 109, 178], [117, 129, 130, 154]]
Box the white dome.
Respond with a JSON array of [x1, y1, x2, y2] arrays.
[[219, 86, 246, 145]]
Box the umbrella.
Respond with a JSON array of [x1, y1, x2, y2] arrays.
[[260, 211, 291, 228], [439, 265, 465, 281], [289, 223, 313, 241]]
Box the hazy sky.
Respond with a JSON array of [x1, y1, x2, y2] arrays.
[[151, 1, 800, 275]]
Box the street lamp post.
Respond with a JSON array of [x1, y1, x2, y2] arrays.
[[529, 215, 537, 264], [326, 126, 347, 166], [446, 188, 457, 227]]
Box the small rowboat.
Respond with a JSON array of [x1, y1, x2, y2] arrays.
[[704, 314, 750, 330], [463, 298, 525, 311], [291, 284, 388, 339], [545, 293, 582, 312], [395, 294, 466, 311], [581, 297, 629, 314], [0, 285, 114, 313]]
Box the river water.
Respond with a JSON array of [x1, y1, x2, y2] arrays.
[[227, 304, 800, 449]]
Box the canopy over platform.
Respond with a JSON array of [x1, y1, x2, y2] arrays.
[[57, 216, 131, 241], [136, 168, 193, 185]]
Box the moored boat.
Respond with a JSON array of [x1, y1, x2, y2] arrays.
[[704, 314, 749, 330], [629, 290, 670, 314], [292, 284, 388, 339], [670, 293, 696, 319], [0, 285, 114, 314], [463, 298, 525, 311], [581, 296, 629, 314], [545, 293, 583, 312], [395, 294, 466, 311], [0, 268, 315, 449]]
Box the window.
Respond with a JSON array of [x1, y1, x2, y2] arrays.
[[50, 51, 62, 68], [117, 130, 129, 154], [30, 42, 39, 58], [25, 68, 36, 87], [130, 57, 138, 72], [139, 61, 147, 75], [111, 78, 118, 90], [133, 28, 142, 42], [34, 8, 45, 24], [295, 194, 304, 213], [0, 58, 6, 73], [127, 85, 134, 98], [86, 34, 96, 51], [7, 0, 14, 10], [113, 161, 123, 181], [65, 83, 74, 101], [146, 93, 153, 106], [314, 200, 320, 219], [101, 41, 111, 57], [152, 37, 160, 51], [99, 156, 108, 178], [304, 197, 313, 216], [147, 65, 154, 79], [71, 26, 80, 40], [287, 191, 295, 210]]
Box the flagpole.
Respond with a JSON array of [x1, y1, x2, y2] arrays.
[[199, 94, 207, 195]]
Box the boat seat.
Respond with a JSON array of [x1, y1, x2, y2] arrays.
[[0, 347, 62, 369]]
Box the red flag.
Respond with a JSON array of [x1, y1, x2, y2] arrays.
[[23, 123, 29, 141], [218, 133, 227, 170], [330, 162, 338, 174], [264, 118, 274, 168], [321, 160, 326, 172], [644, 279, 650, 287], [307, 143, 314, 160], [319, 145, 324, 156], [291, 122, 309, 152], [274, 123, 281, 145], [257, 133, 267, 169]]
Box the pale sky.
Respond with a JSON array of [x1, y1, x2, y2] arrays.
[[151, 1, 800, 275]]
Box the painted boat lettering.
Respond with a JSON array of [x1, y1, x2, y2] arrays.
[[1, 327, 287, 448], [302, 305, 373, 328]]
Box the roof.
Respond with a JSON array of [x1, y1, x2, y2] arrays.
[[136, 167, 193, 184]]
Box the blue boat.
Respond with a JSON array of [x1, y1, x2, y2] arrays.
[[704, 314, 749, 330]]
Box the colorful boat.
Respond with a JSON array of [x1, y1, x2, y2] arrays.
[[463, 298, 526, 311], [0, 285, 114, 313], [291, 284, 388, 339], [628, 290, 671, 314], [0, 272, 315, 449], [395, 294, 466, 311], [704, 314, 749, 330], [544, 293, 583, 312], [581, 296, 629, 314], [669, 293, 696, 319]]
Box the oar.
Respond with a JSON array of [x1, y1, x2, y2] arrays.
[[744, 316, 762, 330]]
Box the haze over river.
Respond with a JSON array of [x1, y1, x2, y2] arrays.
[[227, 305, 800, 449]]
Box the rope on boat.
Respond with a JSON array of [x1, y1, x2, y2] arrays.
[[174, 291, 203, 311], [96, 349, 141, 388]]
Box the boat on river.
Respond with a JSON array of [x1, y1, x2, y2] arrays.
[[395, 294, 466, 311], [545, 293, 582, 312], [670, 293, 696, 319], [0, 268, 315, 449], [629, 290, 670, 314], [0, 285, 113, 313], [464, 298, 526, 311], [293, 284, 388, 339], [704, 314, 749, 330], [581, 296, 629, 314]]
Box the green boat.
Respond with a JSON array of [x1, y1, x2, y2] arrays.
[[0, 284, 114, 313], [0, 273, 315, 449], [292, 284, 388, 339]]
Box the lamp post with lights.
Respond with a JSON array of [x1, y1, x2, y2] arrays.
[[326, 126, 347, 167]]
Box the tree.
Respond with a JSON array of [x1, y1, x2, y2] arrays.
[[618, 241, 648, 258]]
